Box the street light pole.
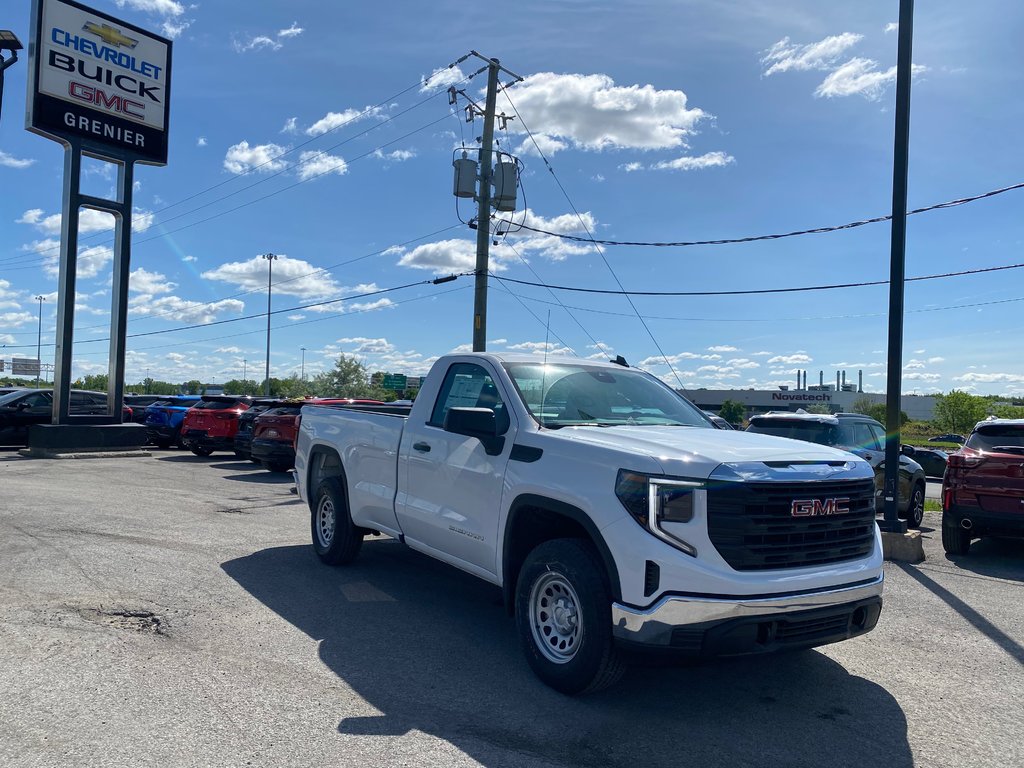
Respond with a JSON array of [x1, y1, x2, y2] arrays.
[[262, 253, 277, 396], [35, 295, 45, 388], [242, 358, 247, 394], [300, 346, 306, 380], [0, 30, 24, 126]]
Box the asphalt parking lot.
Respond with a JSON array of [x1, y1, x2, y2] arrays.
[[1, 449, 1022, 768]]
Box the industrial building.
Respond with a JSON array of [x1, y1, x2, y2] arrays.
[[680, 369, 937, 422]]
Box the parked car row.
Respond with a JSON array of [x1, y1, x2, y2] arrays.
[[0, 388, 133, 446]]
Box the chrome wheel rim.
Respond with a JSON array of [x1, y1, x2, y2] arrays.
[[911, 489, 924, 525], [316, 497, 336, 548], [529, 571, 582, 664]]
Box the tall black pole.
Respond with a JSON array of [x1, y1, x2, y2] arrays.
[[263, 253, 277, 396], [882, 0, 915, 533], [472, 59, 500, 352]]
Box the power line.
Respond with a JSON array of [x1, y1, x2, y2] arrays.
[[495, 181, 1024, 248], [490, 261, 1024, 297], [1, 274, 471, 350]]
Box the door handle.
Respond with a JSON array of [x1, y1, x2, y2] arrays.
[[413, 442, 431, 453]]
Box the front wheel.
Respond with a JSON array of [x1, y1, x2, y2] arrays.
[[311, 477, 363, 565], [515, 538, 625, 695], [190, 446, 213, 457], [905, 484, 925, 529]]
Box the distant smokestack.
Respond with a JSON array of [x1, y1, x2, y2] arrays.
[[803, 370, 807, 389], [859, 370, 863, 393], [797, 371, 801, 390], [842, 370, 846, 387], [819, 370, 824, 386], [836, 371, 841, 390]]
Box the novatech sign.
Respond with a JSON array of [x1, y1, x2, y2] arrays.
[[27, 0, 172, 165], [772, 392, 833, 402]]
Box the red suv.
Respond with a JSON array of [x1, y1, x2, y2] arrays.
[[180, 396, 252, 456], [942, 418, 1024, 555], [251, 398, 383, 472]]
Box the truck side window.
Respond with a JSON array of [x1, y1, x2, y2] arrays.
[[429, 363, 505, 429], [866, 424, 886, 451]]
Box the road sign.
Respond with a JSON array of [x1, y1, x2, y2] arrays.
[[381, 374, 407, 391], [12, 358, 41, 376]]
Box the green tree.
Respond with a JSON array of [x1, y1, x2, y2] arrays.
[[312, 354, 376, 398], [718, 400, 746, 426], [79, 373, 108, 391], [805, 403, 832, 414], [183, 379, 203, 395], [991, 404, 1024, 420], [851, 396, 907, 426], [933, 390, 987, 434]]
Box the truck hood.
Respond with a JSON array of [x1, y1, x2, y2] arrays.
[[545, 424, 866, 479]]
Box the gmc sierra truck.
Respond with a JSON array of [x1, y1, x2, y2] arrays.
[[294, 353, 884, 694]]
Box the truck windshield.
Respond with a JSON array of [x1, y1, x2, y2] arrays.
[[503, 362, 711, 428]]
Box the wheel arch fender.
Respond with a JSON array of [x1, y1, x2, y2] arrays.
[[501, 493, 622, 615]]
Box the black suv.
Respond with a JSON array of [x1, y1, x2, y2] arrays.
[[746, 412, 927, 528], [0, 389, 129, 446]]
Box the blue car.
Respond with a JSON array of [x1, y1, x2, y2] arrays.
[[144, 395, 201, 448]]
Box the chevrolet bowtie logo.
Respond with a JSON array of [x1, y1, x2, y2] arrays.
[[83, 21, 138, 49]]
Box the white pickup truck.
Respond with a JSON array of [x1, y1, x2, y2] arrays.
[[295, 353, 884, 693]]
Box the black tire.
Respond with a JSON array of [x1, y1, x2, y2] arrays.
[[515, 538, 625, 695], [190, 446, 214, 457], [264, 461, 291, 473], [311, 477, 363, 565], [905, 484, 925, 529], [941, 515, 972, 555], [155, 440, 172, 449]]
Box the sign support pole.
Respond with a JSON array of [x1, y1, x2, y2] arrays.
[[51, 143, 82, 424]]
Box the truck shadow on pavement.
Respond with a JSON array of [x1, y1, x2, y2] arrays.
[[223, 541, 912, 768]]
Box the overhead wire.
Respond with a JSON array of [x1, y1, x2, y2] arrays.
[[494, 181, 1024, 248], [489, 261, 1024, 297]]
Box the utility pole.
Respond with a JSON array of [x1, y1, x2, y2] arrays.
[[300, 346, 306, 380], [34, 295, 45, 388], [262, 253, 277, 396], [472, 59, 500, 352], [881, 0, 915, 534], [242, 358, 247, 394]]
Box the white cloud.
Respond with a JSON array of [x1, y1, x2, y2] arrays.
[[651, 152, 735, 171], [495, 72, 708, 154], [928, 356, 945, 364], [215, 346, 244, 354], [0, 151, 35, 169], [394, 238, 492, 273], [129, 268, 176, 295], [41, 245, 113, 279], [197, 137, 207, 147], [621, 162, 643, 172], [708, 345, 738, 352], [816, 58, 907, 100], [421, 65, 465, 92], [337, 336, 396, 355], [282, 117, 298, 134], [305, 107, 382, 137], [506, 341, 576, 356], [18, 207, 151, 235], [223, 141, 289, 174], [296, 151, 348, 180], [751, 351, 773, 356], [726, 358, 759, 369], [115, 0, 184, 15], [130, 296, 245, 324], [953, 372, 1024, 384], [233, 23, 302, 53], [885, 23, 899, 34], [277, 22, 304, 38], [181, 255, 197, 263], [761, 33, 863, 76], [346, 298, 395, 314], [902, 372, 941, 381], [201, 255, 341, 299], [767, 353, 812, 364], [287, 314, 305, 321], [160, 19, 190, 39], [373, 149, 416, 162], [0, 311, 34, 327]]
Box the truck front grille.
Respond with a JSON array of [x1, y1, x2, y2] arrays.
[[707, 479, 876, 571]]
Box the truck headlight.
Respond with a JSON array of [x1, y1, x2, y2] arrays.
[[615, 470, 701, 556]]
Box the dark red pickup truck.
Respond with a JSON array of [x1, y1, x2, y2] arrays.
[[251, 398, 383, 472]]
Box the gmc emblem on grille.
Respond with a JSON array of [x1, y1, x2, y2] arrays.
[[791, 498, 852, 517]]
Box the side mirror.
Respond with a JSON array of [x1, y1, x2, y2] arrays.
[[901, 444, 916, 457], [444, 407, 505, 456]]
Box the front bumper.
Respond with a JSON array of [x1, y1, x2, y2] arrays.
[[611, 575, 883, 654]]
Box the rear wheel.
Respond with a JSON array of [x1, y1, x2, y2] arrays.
[[155, 440, 172, 449], [906, 484, 925, 529], [941, 515, 972, 555], [264, 461, 291, 473], [515, 538, 625, 695], [311, 477, 363, 565], [190, 446, 214, 457]]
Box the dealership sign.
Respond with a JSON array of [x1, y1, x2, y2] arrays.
[[771, 392, 833, 402], [27, 0, 172, 165]]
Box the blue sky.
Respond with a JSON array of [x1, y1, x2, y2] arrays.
[[1, 0, 1022, 396]]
